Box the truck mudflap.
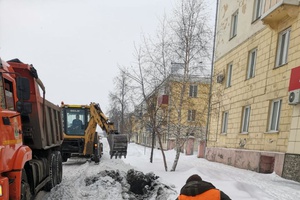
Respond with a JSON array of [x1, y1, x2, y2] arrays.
[[107, 134, 128, 159]]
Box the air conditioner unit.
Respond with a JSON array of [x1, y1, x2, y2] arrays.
[[288, 89, 300, 105], [217, 74, 224, 83]]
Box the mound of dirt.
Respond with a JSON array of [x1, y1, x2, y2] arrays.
[[85, 169, 176, 200]]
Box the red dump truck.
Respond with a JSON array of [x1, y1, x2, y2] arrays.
[[0, 58, 63, 200]]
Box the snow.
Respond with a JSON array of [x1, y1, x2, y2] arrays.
[[43, 138, 300, 200]]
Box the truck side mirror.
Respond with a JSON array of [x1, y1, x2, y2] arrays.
[[16, 77, 30, 100]]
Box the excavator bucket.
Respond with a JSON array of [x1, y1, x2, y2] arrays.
[[107, 133, 128, 159]]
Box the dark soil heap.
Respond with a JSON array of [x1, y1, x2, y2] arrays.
[[85, 169, 176, 200]]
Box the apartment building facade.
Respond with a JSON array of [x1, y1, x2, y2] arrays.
[[133, 74, 210, 153], [207, 0, 300, 182]]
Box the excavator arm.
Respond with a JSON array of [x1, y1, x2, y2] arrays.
[[84, 103, 128, 159]]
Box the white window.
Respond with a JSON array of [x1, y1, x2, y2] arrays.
[[268, 99, 282, 132], [247, 48, 257, 79], [226, 63, 233, 88], [276, 28, 291, 67], [189, 85, 198, 98], [188, 110, 196, 121], [241, 106, 251, 133], [221, 111, 228, 133], [230, 10, 238, 38], [253, 0, 262, 21]]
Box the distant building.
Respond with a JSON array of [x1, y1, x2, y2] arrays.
[[207, 0, 300, 182], [132, 71, 210, 153]]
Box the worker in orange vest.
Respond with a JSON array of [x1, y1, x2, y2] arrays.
[[176, 174, 231, 200]]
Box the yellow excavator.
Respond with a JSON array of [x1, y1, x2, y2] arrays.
[[60, 102, 128, 163]]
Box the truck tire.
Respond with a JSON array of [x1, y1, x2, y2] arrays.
[[21, 169, 32, 200], [55, 151, 63, 184], [44, 152, 57, 191]]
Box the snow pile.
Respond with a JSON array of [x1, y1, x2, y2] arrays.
[[45, 159, 176, 200]]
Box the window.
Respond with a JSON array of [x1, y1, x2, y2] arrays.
[[247, 48, 257, 79], [0, 75, 5, 109], [4, 79, 14, 110], [188, 110, 196, 121], [241, 106, 251, 133], [65, 108, 87, 136], [253, 0, 262, 21], [268, 99, 282, 132], [276, 28, 291, 67], [230, 10, 238, 38], [226, 63, 233, 87], [189, 85, 198, 98], [221, 111, 228, 134]]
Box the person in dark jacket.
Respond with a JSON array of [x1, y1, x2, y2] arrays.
[[176, 174, 231, 200]]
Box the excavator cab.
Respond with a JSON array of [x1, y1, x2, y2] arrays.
[[61, 104, 102, 163]]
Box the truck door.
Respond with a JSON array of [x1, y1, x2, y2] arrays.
[[0, 75, 22, 169]]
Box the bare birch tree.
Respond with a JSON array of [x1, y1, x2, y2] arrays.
[[118, 0, 212, 172], [168, 0, 212, 171], [108, 68, 133, 138], [123, 27, 172, 171]]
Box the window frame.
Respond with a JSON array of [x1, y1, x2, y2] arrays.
[[3, 78, 15, 111], [268, 99, 282, 132], [221, 111, 229, 134], [188, 109, 196, 122], [226, 62, 233, 88], [189, 84, 198, 98], [252, 0, 262, 21], [241, 106, 251, 133], [275, 28, 291, 67], [247, 48, 257, 79], [230, 10, 238, 39]]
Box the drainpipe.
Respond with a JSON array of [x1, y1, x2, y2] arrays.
[[205, 0, 219, 157]]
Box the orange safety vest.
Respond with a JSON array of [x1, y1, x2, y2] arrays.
[[178, 189, 221, 200]]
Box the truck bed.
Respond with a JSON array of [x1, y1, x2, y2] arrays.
[[22, 97, 63, 150]]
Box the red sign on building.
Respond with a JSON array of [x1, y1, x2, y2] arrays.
[[289, 66, 300, 91]]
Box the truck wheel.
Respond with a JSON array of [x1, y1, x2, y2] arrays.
[[55, 151, 63, 184], [21, 170, 32, 200], [44, 152, 57, 191]]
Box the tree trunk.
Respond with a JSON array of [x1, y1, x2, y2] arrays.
[[150, 129, 155, 163], [157, 133, 168, 171], [171, 143, 181, 171]]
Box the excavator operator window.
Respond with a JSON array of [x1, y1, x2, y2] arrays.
[[64, 108, 87, 136]]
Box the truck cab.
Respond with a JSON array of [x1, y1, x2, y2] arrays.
[[0, 57, 63, 200]]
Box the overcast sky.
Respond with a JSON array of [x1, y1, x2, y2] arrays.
[[0, 0, 216, 113]]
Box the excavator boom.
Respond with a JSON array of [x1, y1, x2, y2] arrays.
[[90, 103, 128, 158]]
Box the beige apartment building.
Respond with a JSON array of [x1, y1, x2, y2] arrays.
[[133, 73, 210, 153], [207, 0, 300, 182]]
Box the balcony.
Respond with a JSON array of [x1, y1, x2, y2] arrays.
[[157, 95, 169, 107], [261, 0, 300, 29]]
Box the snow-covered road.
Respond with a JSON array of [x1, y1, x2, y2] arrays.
[[39, 138, 300, 200]]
